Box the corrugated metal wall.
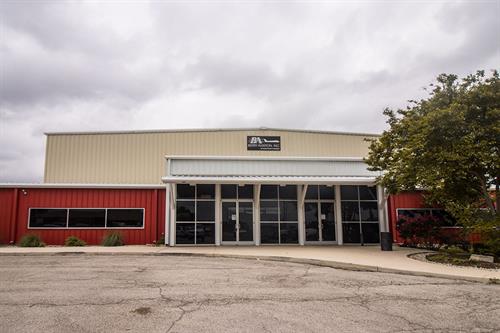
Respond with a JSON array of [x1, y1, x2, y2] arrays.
[[0, 188, 16, 244], [45, 129, 378, 184], [387, 192, 426, 243], [1, 188, 166, 245], [170, 158, 377, 177]]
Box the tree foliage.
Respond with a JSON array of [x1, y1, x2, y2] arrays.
[[366, 70, 500, 229]]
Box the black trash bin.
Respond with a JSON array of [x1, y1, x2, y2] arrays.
[[380, 232, 393, 251]]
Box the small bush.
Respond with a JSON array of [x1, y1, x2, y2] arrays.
[[64, 236, 86, 247], [396, 215, 445, 249], [102, 232, 124, 246], [153, 233, 165, 246], [19, 234, 45, 247]]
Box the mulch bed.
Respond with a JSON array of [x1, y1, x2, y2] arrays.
[[425, 253, 500, 269]]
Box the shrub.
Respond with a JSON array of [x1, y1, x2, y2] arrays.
[[396, 215, 446, 249], [102, 232, 124, 246], [64, 236, 86, 247], [18, 234, 45, 247]]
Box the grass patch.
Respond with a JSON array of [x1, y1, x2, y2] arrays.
[[426, 253, 499, 269]]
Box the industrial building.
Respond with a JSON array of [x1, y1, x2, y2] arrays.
[[0, 128, 433, 246]]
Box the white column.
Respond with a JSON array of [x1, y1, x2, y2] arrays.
[[215, 184, 221, 246], [298, 185, 307, 246], [165, 184, 170, 245], [254, 184, 261, 246], [377, 185, 389, 233], [168, 183, 176, 246], [335, 185, 343, 245]]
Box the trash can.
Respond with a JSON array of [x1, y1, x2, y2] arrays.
[[380, 232, 393, 251]]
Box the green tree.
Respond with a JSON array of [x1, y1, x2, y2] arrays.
[[366, 70, 500, 232]]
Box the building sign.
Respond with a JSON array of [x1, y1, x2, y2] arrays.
[[247, 136, 281, 151]]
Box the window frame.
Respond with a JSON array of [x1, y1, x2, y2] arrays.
[[27, 208, 145, 229], [260, 185, 299, 244], [340, 185, 379, 244], [175, 184, 216, 245]]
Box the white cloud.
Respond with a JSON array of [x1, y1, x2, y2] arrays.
[[0, 1, 498, 181]]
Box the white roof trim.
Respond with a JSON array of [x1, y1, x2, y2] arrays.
[[45, 127, 380, 137], [0, 183, 165, 189], [165, 155, 365, 162], [162, 176, 376, 185]]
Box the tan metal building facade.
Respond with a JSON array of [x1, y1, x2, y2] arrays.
[[44, 128, 379, 184]]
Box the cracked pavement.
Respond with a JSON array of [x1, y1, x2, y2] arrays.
[[0, 255, 499, 332]]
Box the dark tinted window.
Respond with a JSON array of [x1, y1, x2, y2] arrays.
[[319, 185, 335, 200], [279, 185, 297, 200], [341, 201, 360, 222], [238, 185, 254, 199], [280, 223, 298, 244], [221, 185, 237, 199], [261, 185, 278, 199], [177, 184, 195, 199], [260, 201, 279, 221], [176, 223, 195, 244], [432, 210, 457, 227], [260, 223, 279, 244], [196, 223, 215, 244], [197, 184, 215, 199], [343, 223, 361, 243], [359, 186, 377, 200], [196, 201, 215, 221], [29, 209, 67, 228], [280, 201, 298, 221], [340, 186, 358, 200], [176, 201, 195, 221], [397, 209, 431, 220], [107, 209, 143, 228], [68, 209, 105, 228], [361, 223, 380, 243], [360, 202, 378, 221], [305, 185, 318, 199]]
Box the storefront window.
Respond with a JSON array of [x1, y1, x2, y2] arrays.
[[176, 184, 215, 244], [260, 185, 298, 244], [340, 185, 379, 244]]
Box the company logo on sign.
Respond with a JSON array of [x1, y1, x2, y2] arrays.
[[247, 136, 281, 151]]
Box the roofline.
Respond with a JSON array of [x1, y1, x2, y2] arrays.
[[161, 176, 377, 185], [0, 183, 165, 189], [165, 155, 366, 162], [44, 127, 381, 137]]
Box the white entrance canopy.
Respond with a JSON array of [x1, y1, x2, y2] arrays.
[[161, 156, 388, 247], [162, 156, 379, 184]]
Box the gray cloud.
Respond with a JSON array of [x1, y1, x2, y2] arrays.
[[0, 1, 498, 182]]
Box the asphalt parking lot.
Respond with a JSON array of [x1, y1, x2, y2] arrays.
[[0, 255, 498, 333]]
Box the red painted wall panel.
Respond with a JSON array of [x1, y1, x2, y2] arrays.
[[11, 188, 166, 245], [387, 192, 426, 243], [0, 188, 16, 244]]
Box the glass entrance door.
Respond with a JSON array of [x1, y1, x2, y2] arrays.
[[305, 202, 336, 243], [222, 201, 254, 244]]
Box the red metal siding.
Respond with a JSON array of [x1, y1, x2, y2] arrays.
[[388, 192, 426, 243], [388, 192, 481, 244], [0, 188, 16, 244], [13, 188, 166, 245]]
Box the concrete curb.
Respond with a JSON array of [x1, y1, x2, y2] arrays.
[[0, 249, 496, 284]]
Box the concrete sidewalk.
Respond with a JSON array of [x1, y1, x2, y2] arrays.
[[0, 245, 498, 283]]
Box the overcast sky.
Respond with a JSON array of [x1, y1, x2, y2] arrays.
[[0, 1, 498, 182]]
